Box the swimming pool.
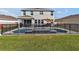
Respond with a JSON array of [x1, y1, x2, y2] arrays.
[[13, 28, 68, 34]]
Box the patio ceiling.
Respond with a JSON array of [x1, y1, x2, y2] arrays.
[[17, 15, 34, 20]]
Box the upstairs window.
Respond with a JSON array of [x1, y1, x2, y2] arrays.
[[31, 11, 33, 15], [41, 20, 44, 24], [51, 11, 53, 16], [38, 20, 40, 24], [23, 11, 26, 16], [40, 11, 43, 15], [35, 20, 37, 24]]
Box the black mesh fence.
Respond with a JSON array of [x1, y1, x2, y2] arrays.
[[1, 24, 18, 34], [1, 23, 79, 34], [54, 23, 79, 34]]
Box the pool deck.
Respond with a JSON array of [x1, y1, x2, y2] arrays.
[[3, 27, 79, 35]]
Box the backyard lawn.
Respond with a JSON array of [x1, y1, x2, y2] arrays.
[[0, 35, 79, 51]]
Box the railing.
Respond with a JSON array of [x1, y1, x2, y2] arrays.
[[2, 23, 79, 34], [55, 24, 79, 34]]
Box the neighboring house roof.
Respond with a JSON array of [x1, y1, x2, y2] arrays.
[[21, 8, 54, 12], [0, 20, 20, 24], [17, 15, 34, 20], [0, 15, 16, 20], [55, 14, 79, 24]]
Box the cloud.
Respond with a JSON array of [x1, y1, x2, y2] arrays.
[[0, 9, 16, 17], [56, 11, 63, 14], [56, 9, 69, 14], [54, 9, 70, 19], [64, 9, 69, 12]]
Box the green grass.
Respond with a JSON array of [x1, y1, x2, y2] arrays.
[[0, 35, 79, 51]]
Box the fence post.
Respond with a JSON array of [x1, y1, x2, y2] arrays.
[[77, 24, 78, 34], [69, 24, 71, 34]]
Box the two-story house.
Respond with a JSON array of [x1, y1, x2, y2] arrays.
[[18, 8, 54, 27]]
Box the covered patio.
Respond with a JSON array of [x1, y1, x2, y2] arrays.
[[17, 15, 34, 27]]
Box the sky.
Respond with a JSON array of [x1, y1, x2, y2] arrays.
[[0, 8, 79, 19], [53, 8, 79, 19]]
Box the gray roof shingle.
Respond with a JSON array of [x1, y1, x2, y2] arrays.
[[21, 8, 54, 12]]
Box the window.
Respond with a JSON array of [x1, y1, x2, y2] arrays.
[[38, 20, 40, 24], [31, 11, 33, 15], [41, 20, 44, 24], [51, 11, 53, 15], [23, 11, 26, 16], [40, 11, 43, 15], [35, 20, 37, 24]]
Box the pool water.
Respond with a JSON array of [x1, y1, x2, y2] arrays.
[[54, 29, 67, 33], [13, 28, 27, 33], [13, 28, 68, 34]]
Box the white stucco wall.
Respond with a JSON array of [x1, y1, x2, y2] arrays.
[[21, 11, 54, 25], [25, 11, 53, 19], [44, 20, 48, 24], [32, 19, 35, 24], [21, 12, 24, 16]]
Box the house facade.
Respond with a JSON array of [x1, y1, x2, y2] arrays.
[[18, 8, 54, 27]]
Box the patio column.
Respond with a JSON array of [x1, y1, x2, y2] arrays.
[[32, 19, 35, 31]]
